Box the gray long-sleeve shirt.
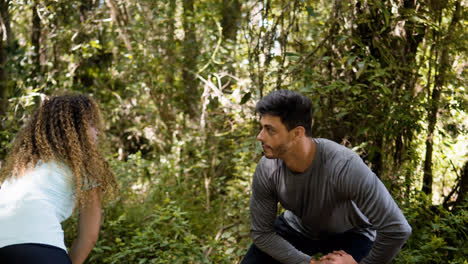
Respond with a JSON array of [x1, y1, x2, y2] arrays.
[[250, 138, 411, 264]]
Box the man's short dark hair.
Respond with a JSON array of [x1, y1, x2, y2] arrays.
[[255, 90, 312, 137]]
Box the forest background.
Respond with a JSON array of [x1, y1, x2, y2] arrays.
[[0, 0, 467, 263]]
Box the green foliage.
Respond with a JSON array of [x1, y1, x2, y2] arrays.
[[395, 195, 468, 264], [62, 117, 256, 262], [90, 200, 208, 264], [1, 0, 467, 263]]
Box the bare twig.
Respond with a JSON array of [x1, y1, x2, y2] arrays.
[[443, 159, 462, 208], [204, 221, 241, 257]]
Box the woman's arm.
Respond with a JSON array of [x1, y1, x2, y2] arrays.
[[68, 188, 102, 264]]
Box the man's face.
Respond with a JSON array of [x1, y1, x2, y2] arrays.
[[257, 114, 294, 159]]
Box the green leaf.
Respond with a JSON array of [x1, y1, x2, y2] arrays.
[[383, 8, 390, 26], [240, 92, 251, 105], [274, 55, 282, 63], [442, 246, 458, 251], [337, 35, 348, 43], [356, 61, 366, 79], [336, 111, 348, 119], [285, 52, 300, 57], [306, 6, 317, 17]]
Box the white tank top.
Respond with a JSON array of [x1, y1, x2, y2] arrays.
[[0, 161, 75, 251]]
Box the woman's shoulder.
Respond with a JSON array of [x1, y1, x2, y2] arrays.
[[34, 159, 72, 175], [24, 160, 74, 187]]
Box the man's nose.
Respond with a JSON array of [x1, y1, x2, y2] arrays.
[[257, 129, 264, 141]]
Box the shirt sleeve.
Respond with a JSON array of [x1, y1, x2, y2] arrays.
[[336, 156, 412, 264], [249, 160, 312, 264]]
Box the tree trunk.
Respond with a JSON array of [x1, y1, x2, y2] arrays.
[[182, 0, 199, 116], [422, 0, 461, 196], [31, 1, 41, 81], [0, 0, 11, 42], [392, 0, 426, 172], [79, 0, 95, 23], [220, 0, 241, 92], [166, 0, 176, 88], [0, 39, 6, 119], [221, 0, 241, 42], [0, 0, 11, 122], [422, 94, 438, 196], [153, 0, 177, 129], [275, 1, 300, 91], [105, 0, 133, 53], [455, 160, 468, 207], [371, 136, 383, 177], [0, 0, 12, 161]]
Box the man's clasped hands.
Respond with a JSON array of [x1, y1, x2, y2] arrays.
[[310, 250, 358, 264]]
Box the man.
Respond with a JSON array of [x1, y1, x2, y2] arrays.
[[241, 90, 411, 264]]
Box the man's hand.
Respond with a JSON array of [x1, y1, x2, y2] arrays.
[[318, 250, 357, 264]]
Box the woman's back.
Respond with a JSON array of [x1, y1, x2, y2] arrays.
[[0, 161, 75, 251], [0, 94, 117, 264]]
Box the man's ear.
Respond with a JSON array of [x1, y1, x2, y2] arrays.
[[292, 126, 306, 139]]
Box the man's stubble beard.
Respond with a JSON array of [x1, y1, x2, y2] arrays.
[[264, 142, 289, 159]]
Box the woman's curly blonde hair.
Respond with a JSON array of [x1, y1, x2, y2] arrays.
[[0, 94, 118, 207]]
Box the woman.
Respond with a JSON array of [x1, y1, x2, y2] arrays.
[[0, 94, 118, 264]]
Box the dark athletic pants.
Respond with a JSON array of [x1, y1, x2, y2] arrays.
[[241, 213, 373, 264], [0, 243, 72, 264]]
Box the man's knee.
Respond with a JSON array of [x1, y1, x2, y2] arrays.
[[241, 243, 281, 264]]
